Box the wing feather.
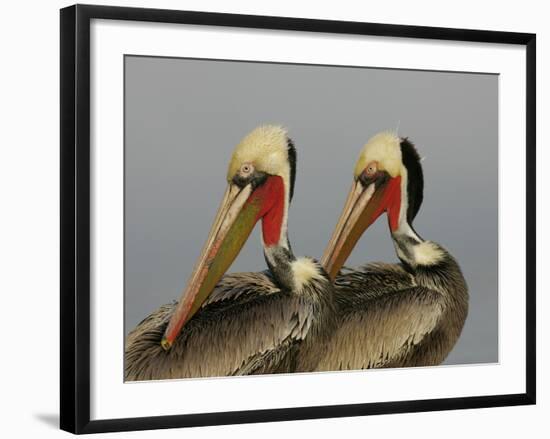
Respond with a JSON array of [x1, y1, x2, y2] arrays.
[[125, 272, 315, 380], [316, 284, 445, 371]]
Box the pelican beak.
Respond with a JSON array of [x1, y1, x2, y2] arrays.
[[161, 183, 260, 350], [321, 174, 402, 280]]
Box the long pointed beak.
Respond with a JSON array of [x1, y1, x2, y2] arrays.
[[321, 180, 375, 280], [321, 177, 399, 280], [161, 183, 259, 350]]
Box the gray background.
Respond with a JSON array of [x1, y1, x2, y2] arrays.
[[124, 55, 498, 365]]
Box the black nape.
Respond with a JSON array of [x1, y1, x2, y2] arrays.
[[287, 138, 297, 202], [400, 138, 424, 224]]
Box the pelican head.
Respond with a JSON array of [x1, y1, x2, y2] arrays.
[[321, 131, 424, 280], [161, 125, 296, 350]]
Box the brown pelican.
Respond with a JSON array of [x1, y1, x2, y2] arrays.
[[125, 125, 334, 380], [316, 132, 468, 370]]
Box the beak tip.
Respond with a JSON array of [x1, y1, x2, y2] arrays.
[[160, 337, 172, 351]]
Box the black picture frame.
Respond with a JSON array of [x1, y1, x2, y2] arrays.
[[60, 4, 536, 434]]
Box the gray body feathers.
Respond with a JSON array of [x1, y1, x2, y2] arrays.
[[125, 269, 334, 381], [316, 247, 468, 371]]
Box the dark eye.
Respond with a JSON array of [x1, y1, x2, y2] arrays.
[[366, 162, 377, 176], [240, 163, 254, 175]]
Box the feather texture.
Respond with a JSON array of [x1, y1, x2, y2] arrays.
[[315, 247, 468, 371], [125, 269, 333, 380]]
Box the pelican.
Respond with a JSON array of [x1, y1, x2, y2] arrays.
[[125, 125, 334, 380], [316, 132, 468, 370]]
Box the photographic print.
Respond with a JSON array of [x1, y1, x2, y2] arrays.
[[123, 56, 497, 380], [60, 5, 534, 432]]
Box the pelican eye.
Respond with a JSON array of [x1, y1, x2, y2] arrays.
[[240, 163, 254, 175], [365, 162, 378, 176]]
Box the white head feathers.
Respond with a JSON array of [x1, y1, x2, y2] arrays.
[[354, 131, 403, 178], [227, 125, 290, 181]]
